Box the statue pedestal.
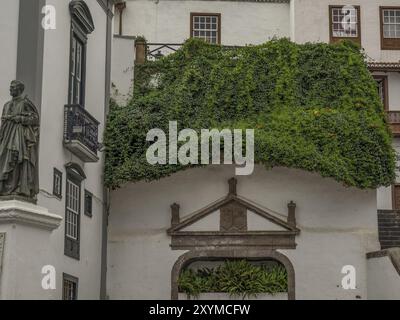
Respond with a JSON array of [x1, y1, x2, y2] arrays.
[[0, 200, 62, 299]]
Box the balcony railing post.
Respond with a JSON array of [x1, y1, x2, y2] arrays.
[[135, 38, 147, 65]]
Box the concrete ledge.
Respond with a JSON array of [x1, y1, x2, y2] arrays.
[[0, 200, 62, 231], [367, 248, 400, 276]]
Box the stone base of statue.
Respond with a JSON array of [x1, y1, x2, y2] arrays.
[[0, 195, 37, 205], [0, 200, 62, 299]]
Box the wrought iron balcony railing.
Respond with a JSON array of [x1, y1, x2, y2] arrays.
[[143, 43, 245, 61], [146, 43, 182, 61], [387, 111, 400, 137], [64, 104, 99, 162]]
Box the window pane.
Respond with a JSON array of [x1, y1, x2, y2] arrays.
[[331, 7, 358, 38], [383, 9, 400, 38], [192, 14, 219, 44], [66, 180, 80, 240]]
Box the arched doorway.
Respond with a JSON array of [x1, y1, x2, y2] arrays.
[[171, 249, 295, 300]]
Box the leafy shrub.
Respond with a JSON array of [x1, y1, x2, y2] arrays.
[[105, 38, 395, 189], [177, 260, 288, 299]]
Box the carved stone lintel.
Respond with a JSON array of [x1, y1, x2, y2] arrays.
[[220, 202, 247, 232]]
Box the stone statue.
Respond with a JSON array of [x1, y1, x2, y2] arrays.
[[0, 81, 39, 201]]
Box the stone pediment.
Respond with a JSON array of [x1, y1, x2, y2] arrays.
[[167, 178, 300, 250]]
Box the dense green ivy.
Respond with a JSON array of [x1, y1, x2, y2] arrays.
[[104, 38, 395, 189], [178, 260, 288, 299]]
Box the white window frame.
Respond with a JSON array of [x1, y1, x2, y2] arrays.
[[191, 13, 221, 44], [382, 8, 400, 39], [331, 6, 359, 38], [66, 179, 80, 240]]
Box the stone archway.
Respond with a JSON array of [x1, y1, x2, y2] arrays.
[[171, 249, 296, 300]]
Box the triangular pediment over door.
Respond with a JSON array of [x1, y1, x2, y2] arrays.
[[167, 178, 300, 250]]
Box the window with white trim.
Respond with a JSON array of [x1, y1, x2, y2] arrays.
[[191, 13, 220, 44], [63, 273, 78, 300], [66, 179, 80, 240], [64, 164, 84, 260], [382, 8, 400, 38], [330, 6, 359, 38], [380, 7, 400, 49]]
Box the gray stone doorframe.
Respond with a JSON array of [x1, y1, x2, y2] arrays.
[[171, 249, 296, 300]]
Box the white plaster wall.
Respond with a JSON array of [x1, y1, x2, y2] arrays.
[[378, 138, 400, 210], [34, 0, 108, 299], [367, 255, 400, 299], [386, 73, 400, 111], [107, 165, 379, 299], [372, 71, 400, 210], [0, 223, 58, 300], [0, 0, 19, 114], [377, 186, 392, 210], [111, 36, 135, 105], [117, 0, 290, 45], [291, 0, 400, 62]]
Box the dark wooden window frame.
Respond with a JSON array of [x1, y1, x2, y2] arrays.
[[62, 273, 79, 300], [329, 5, 361, 45], [68, 23, 88, 106], [68, 1, 95, 106], [64, 163, 86, 260], [380, 6, 400, 50], [190, 12, 221, 44], [373, 75, 389, 111], [392, 184, 400, 210], [84, 189, 93, 218], [53, 168, 63, 199]]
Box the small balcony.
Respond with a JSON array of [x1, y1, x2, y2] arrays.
[[387, 111, 400, 137], [64, 104, 99, 162]]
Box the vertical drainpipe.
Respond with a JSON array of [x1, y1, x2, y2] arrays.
[[100, 0, 114, 300], [115, 1, 126, 36]]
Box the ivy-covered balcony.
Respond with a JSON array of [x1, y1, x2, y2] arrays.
[[105, 38, 396, 190], [64, 104, 99, 162]]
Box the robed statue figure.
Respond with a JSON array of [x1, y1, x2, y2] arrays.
[[0, 81, 39, 201]]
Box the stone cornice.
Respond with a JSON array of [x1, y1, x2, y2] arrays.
[[0, 200, 62, 231], [367, 248, 400, 277]]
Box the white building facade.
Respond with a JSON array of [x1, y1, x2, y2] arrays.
[[108, 0, 400, 300], [0, 0, 116, 300], [1, 0, 400, 300]]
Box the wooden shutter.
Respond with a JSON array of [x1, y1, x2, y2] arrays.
[[393, 185, 400, 210]]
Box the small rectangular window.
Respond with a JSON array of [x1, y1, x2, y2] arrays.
[[84, 190, 93, 218], [380, 7, 400, 50], [373, 75, 388, 111], [63, 273, 78, 300], [329, 5, 361, 44], [191, 13, 221, 44], [64, 176, 81, 260], [53, 168, 62, 199]]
